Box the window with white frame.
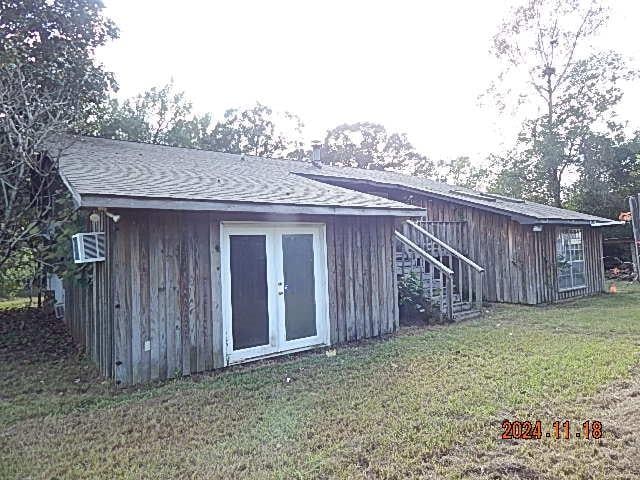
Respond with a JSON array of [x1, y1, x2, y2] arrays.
[[556, 228, 586, 290]]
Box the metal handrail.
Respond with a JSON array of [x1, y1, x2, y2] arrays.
[[394, 231, 454, 276], [406, 220, 484, 273]]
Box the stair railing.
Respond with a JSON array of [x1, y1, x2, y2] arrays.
[[405, 220, 484, 310], [394, 230, 455, 321]]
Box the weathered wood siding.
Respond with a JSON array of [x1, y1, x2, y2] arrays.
[[327, 216, 399, 344], [419, 220, 467, 253], [63, 210, 400, 385], [110, 211, 216, 385], [64, 212, 113, 377], [328, 182, 606, 305], [413, 198, 605, 304]]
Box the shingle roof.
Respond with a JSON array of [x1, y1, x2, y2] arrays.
[[58, 135, 619, 225], [284, 162, 620, 226], [57, 136, 422, 216]]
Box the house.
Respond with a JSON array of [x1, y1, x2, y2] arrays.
[[284, 163, 621, 304], [57, 136, 620, 385]]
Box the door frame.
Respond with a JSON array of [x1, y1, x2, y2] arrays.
[[219, 221, 330, 366]]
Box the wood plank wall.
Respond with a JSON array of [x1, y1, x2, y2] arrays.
[[64, 212, 112, 377], [64, 210, 400, 385], [415, 197, 605, 304], [411, 197, 521, 302], [110, 211, 216, 385], [326, 216, 399, 344], [420, 221, 467, 253], [341, 183, 606, 306], [63, 200, 604, 387]]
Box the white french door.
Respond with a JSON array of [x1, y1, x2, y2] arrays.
[[220, 222, 329, 365]]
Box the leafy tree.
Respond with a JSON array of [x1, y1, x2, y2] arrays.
[[434, 157, 488, 189], [202, 103, 304, 158], [1, 0, 117, 127], [488, 150, 551, 204], [566, 132, 640, 219], [94, 82, 212, 148], [0, 249, 36, 299], [0, 0, 116, 278], [488, 0, 636, 207], [321, 122, 432, 173]]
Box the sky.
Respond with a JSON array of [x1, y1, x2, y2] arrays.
[[96, 0, 640, 164]]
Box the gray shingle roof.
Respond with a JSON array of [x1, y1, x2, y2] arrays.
[[58, 136, 619, 225], [284, 162, 620, 226], [57, 136, 422, 216]]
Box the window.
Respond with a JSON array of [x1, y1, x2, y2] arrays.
[[556, 228, 586, 291]]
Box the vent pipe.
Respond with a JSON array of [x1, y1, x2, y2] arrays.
[[311, 141, 322, 168]]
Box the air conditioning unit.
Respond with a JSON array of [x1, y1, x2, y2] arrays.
[[71, 232, 105, 263]]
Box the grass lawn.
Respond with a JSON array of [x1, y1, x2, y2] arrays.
[[1, 283, 639, 479], [0, 297, 38, 310]]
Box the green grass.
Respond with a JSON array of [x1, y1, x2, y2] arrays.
[[1, 283, 639, 479], [0, 296, 37, 310]]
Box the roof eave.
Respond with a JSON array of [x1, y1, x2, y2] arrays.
[[518, 218, 624, 226], [298, 174, 539, 222], [302, 174, 621, 226], [78, 194, 424, 217], [59, 170, 82, 209]]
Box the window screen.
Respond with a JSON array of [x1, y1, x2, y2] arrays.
[[556, 228, 586, 290]]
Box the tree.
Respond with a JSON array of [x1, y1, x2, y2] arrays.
[[202, 103, 304, 158], [0, 0, 117, 277], [321, 122, 432, 174], [488, 150, 551, 204], [489, 0, 636, 207], [434, 157, 489, 190], [1, 0, 118, 128], [566, 132, 640, 219], [94, 82, 212, 148]]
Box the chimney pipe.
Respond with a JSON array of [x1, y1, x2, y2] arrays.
[[311, 141, 322, 167]]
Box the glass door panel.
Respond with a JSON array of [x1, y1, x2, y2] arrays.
[[282, 234, 317, 341], [229, 235, 270, 349]]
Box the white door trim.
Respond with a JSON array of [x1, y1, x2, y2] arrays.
[[220, 221, 329, 366], [220, 225, 279, 364]]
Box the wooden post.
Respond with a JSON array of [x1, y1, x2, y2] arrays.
[[630, 194, 640, 282], [445, 274, 454, 322], [475, 272, 483, 310], [457, 257, 462, 298]]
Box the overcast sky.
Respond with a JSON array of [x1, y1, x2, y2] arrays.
[[97, 0, 640, 164]]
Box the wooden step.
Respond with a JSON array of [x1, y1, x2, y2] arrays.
[[452, 309, 482, 321], [441, 301, 473, 313]]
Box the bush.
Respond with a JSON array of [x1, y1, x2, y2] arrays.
[[398, 272, 434, 324], [0, 250, 36, 299]]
